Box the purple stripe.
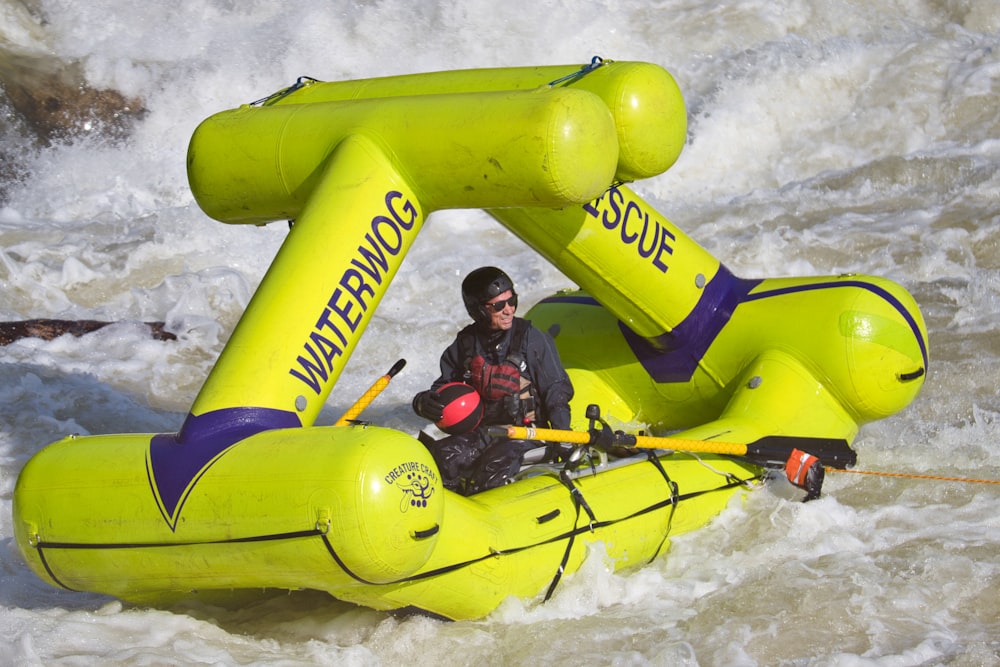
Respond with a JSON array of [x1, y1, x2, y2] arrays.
[[539, 269, 927, 385], [618, 266, 761, 382], [744, 280, 929, 370], [536, 267, 759, 382], [148, 407, 302, 528]]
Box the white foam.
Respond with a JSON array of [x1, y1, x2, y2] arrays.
[[2, 0, 999, 663]]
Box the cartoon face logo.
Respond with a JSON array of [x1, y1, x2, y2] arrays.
[[396, 471, 435, 512]]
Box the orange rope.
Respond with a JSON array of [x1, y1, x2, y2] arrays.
[[827, 467, 1000, 485]]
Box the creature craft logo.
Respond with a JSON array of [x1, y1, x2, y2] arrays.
[[384, 461, 437, 512]]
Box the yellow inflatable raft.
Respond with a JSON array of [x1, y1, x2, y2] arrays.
[[12, 59, 928, 621]]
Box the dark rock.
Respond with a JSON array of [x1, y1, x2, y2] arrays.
[[0, 319, 176, 345], [0, 53, 146, 144]]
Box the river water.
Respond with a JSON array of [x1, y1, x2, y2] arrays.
[[1, 0, 999, 664]]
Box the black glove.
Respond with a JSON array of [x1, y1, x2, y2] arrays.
[[412, 390, 446, 422], [544, 442, 576, 464]]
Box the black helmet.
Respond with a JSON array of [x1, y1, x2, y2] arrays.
[[462, 266, 516, 325]]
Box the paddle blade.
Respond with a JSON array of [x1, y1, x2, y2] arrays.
[[746, 436, 857, 469]]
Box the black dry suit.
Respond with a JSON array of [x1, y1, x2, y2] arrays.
[[426, 317, 573, 494]]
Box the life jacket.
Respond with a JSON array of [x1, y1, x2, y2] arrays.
[[459, 319, 538, 426]]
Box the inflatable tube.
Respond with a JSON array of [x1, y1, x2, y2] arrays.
[[490, 184, 722, 338], [187, 135, 424, 425], [189, 86, 619, 224], [15, 427, 444, 588], [257, 59, 687, 182], [13, 424, 758, 620], [509, 204, 928, 438]]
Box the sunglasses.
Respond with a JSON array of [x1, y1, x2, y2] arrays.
[[483, 295, 518, 313]]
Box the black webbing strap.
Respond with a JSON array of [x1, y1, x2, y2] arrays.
[[644, 452, 680, 563], [543, 469, 593, 601]]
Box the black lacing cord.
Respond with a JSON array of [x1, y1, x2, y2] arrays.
[[252, 57, 607, 110], [547, 55, 609, 87], [249, 76, 322, 107], [35, 527, 326, 591], [542, 469, 598, 601], [643, 452, 680, 563]]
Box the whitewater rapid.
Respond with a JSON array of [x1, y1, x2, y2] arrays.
[[2, 0, 999, 664]]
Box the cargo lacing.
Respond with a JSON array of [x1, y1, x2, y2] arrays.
[[547, 55, 608, 87]]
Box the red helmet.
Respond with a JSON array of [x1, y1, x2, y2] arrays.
[[434, 382, 484, 434]]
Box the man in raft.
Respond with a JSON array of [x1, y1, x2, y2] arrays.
[[412, 266, 574, 495]]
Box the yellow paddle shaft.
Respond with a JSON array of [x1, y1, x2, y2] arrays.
[[334, 359, 406, 426], [496, 425, 750, 457]]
